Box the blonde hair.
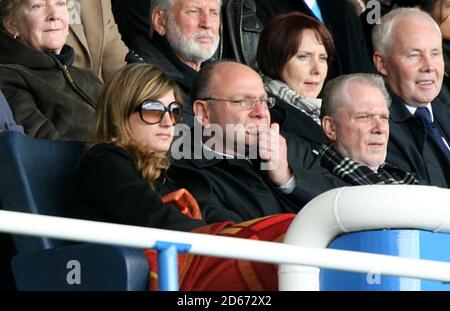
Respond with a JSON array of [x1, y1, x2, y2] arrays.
[[92, 63, 183, 187]]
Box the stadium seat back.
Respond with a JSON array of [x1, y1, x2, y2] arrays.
[[0, 132, 84, 252]]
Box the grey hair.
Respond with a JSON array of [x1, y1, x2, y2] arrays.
[[150, 0, 175, 38], [320, 73, 391, 119], [150, 0, 222, 38], [152, 0, 177, 11], [372, 7, 441, 56]]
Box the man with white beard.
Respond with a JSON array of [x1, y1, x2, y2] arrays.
[[126, 0, 221, 126]]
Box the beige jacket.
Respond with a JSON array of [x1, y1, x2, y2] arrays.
[[67, 0, 128, 82]]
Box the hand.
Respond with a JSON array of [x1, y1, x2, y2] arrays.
[[257, 123, 293, 186]]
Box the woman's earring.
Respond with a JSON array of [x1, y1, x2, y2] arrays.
[[13, 34, 17, 39]]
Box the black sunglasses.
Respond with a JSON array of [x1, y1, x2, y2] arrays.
[[134, 100, 183, 125]]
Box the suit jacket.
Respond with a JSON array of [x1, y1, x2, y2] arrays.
[[386, 93, 450, 188], [67, 0, 128, 82], [254, 0, 375, 78]]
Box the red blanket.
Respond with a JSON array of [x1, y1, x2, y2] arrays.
[[145, 214, 295, 291]]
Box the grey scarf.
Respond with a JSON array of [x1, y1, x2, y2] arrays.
[[261, 73, 322, 124]]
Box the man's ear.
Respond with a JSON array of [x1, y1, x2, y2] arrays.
[[152, 10, 167, 36], [321, 116, 337, 142], [373, 52, 388, 76], [193, 100, 211, 127], [3, 18, 19, 38]]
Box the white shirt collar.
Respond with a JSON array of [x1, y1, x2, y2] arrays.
[[202, 142, 255, 163], [404, 103, 434, 122], [202, 142, 234, 159], [304, 0, 317, 9]]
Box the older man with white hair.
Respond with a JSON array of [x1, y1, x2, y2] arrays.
[[319, 73, 420, 185], [125, 0, 221, 125], [372, 7, 450, 188]]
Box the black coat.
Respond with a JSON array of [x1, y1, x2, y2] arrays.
[[269, 94, 326, 151], [0, 31, 102, 141], [172, 131, 347, 224], [386, 93, 450, 188], [254, 0, 375, 79], [111, 0, 150, 49], [73, 143, 206, 231]]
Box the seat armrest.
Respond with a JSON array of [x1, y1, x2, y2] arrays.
[[12, 244, 149, 291]]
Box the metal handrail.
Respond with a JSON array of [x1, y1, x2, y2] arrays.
[[2, 210, 450, 290]]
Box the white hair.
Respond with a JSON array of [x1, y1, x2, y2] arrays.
[[165, 11, 220, 63], [150, 0, 222, 39], [372, 7, 441, 56], [321, 73, 391, 119]]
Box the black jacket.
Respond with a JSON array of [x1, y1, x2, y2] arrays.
[[172, 131, 347, 224], [111, 0, 151, 49], [0, 31, 102, 141], [386, 92, 450, 188], [74, 143, 206, 231], [269, 94, 326, 151]]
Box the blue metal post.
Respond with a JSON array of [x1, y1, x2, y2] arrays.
[[154, 241, 191, 291]]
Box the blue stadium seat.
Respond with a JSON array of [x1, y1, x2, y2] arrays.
[[0, 132, 149, 290]]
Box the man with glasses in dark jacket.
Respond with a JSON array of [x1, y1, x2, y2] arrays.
[[171, 61, 346, 224]]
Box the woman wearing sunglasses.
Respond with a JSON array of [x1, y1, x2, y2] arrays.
[[74, 63, 205, 231], [74, 63, 295, 291]]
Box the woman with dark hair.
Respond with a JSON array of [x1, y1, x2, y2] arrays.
[[257, 12, 335, 150], [0, 0, 102, 140]]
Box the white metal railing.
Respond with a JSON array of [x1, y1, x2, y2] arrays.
[[280, 185, 450, 290], [2, 209, 450, 290]]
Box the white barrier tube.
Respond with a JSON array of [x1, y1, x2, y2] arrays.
[[280, 185, 450, 291], [2, 210, 450, 284]]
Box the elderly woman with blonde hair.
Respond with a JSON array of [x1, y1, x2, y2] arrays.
[[0, 0, 102, 140]]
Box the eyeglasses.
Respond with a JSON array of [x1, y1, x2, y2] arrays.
[[200, 97, 276, 109], [134, 100, 183, 125]]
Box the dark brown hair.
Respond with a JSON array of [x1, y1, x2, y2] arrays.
[[257, 12, 335, 81]]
